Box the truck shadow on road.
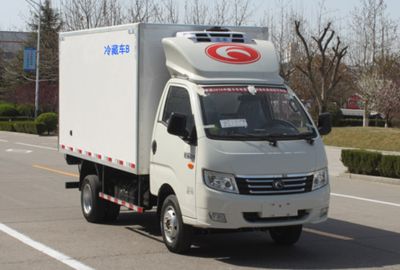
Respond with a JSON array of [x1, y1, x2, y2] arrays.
[[115, 212, 400, 269]]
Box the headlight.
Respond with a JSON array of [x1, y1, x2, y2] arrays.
[[312, 168, 329, 190], [203, 170, 239, 194]]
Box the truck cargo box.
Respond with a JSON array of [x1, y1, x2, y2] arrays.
[[59, 23, 268, 175]]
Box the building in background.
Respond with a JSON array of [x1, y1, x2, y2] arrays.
[[0, 31, 30, 60], [0, 31, 58, 112]]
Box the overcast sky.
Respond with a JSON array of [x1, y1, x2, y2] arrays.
[[1, 0, 399, 31]]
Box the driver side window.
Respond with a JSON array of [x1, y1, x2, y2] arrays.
[[162, 86, 194, 133]]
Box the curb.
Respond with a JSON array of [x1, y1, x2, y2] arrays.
[[338, 172, 400, 186]]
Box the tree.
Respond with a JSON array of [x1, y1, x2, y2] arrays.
[[349, 0, 398, 126], [357, 70, 382, 127], [367, 54, 400, 127], [349, 0, 398, 68], [184, 0, 210, 25], [61, 0, 124, 30], [294, 20, 348, 115], [230, 0, 253, 26], [0, 49, 6, 100], [0, 0, 61, 110], [374, 80, 400, 127], [184, 0, 253, 26], [153, 0, 180, 24], [29, 0, 63, 82], [3, 0, 62, 87], [260, 1, 303, 81], [127, 0, 158, 23]]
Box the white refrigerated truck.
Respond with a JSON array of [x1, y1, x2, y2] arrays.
[[59, 23, 331, 253]]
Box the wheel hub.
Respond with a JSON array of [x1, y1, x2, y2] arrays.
[[82, 184, 93, 214], [163, 206, 178, 243]]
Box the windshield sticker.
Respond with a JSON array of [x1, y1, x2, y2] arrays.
[[220, 119, 248, 128], [204, 124, 216, 129]]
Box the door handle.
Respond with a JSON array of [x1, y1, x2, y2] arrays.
[[152, 140, 157, 155]]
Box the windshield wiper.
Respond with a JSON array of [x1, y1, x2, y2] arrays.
[[223, 132, 265, 140], [265, 131, 315, 146], [221, 131, 316, 146], [296, 132, 315, 145], [226, 132, 284, 146]]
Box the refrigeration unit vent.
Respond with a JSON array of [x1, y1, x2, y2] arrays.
[[176, 31, 249, 43]]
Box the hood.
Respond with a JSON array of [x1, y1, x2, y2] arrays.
[[198, 137, 327, 176]]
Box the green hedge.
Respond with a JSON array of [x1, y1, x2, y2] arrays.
[[336, 118, 386, 127], [35, 112, 58, 135], [13, 121, 38, 134], [341, 149, 400, 179], [0, 103, 19, 117], [0, 121, 37, 134], [378, 155, 400, 178], [0, 122, 15, 132], [0, 116, 34, 121], [341, 149, 382, 175], [16, 104, 35, 117]]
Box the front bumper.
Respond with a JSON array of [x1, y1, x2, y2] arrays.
[[190, 185, 330, 229]]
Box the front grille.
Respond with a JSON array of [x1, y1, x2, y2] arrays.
[[235, 173, 313, 195]]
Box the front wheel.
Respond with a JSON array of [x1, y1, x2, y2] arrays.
[[160, 195, 192, 253], [269, 225, 303, 245]]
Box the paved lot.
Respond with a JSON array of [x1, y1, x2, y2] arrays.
[[325, 146, 347, 176], [0, 131, 400, 270]]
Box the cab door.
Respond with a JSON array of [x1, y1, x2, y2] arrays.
[[150, 83, 197, 218]]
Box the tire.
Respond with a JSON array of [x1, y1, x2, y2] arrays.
[[104, 203, 120, 222], [160, 195, 192, 253], [269, 225, 303, 245], [81, 174, 106, 223], [81, 174, 121, 223]]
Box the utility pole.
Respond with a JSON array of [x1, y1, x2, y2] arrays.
[[26, 0, 41, 118]]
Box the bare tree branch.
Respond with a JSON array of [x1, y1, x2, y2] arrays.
[[294, 20, 347, 114]]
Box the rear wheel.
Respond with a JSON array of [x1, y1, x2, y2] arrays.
[[81, 174, 119, 223], [269, 225, 303, 245], [160, 195, 192, 253], [104, 203, 120, 222]]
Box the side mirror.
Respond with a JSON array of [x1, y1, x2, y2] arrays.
[[318, 112, 332, 136], [167, 113, 189, 138]]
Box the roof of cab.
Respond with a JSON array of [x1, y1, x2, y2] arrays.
[[162, 37, 284, 85]]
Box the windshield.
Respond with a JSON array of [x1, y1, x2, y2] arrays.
[[199, 86, 316, 140]]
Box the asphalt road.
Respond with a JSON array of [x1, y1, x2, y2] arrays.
[[0, 131, 400, 270]]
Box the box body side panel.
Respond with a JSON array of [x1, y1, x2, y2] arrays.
[[59, 25, 139, 172]]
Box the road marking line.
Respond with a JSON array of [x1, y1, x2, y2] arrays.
[[0, 139, 8, 142], [6, 148, 32, 154], [332, 193, 400, 207], [0, 223, 94, 270], [33, 165, 79, 178], [15, 142, 57, 151], [304, 228, 353, 241]]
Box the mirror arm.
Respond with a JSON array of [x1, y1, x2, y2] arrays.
[[183, 133, 197, 146]]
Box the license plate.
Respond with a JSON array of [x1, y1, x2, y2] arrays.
[[261, 202, 298, 218]]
